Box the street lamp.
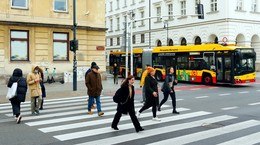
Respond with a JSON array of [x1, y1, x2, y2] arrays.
[[129, 10, 135, 76], [163, 20, 168, 46]]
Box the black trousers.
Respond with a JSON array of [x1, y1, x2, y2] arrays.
[[139, 102, 157, 118], [159, 91, 176, 110], [11, 100, 21, 117], [112, 107, 141, 130]]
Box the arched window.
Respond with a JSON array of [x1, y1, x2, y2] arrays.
[[195, 37, 201, 45], [168, 39, 173, 46], [214, 37, 218, 44], [157, 40, 162, 46], [181, 38, 187, 45]]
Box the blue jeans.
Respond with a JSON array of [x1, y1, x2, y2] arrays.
[[88, 96, 101, 112]]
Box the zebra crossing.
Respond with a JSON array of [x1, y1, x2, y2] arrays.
[[1, 96, 260, 145]]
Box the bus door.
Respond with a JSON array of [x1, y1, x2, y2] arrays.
[[216, 55, 232, 83]]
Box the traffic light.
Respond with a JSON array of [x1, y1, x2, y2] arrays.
[[197, 4, 204, 19], [70, 40, 78, 51]]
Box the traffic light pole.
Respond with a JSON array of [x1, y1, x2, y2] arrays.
[[73, 0, 77, 91]]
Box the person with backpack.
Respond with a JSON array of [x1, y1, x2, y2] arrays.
[[7, 68, 27, 123], [158, 66, 179, 114], [111, 75, 144, 132]]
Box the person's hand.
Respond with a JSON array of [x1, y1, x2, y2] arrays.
[[175, 80, 178, 83], [34, 79, 39, 83], [153, 92, 158, 97]]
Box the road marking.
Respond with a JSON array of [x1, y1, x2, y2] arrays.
[[221, 106, 238, 110], [219, 93, 231, 96], [55, 111, 213, 141], [195, 96, 209, 99], [73, 115, 236, 144], [38, 108, 190, 132], [190, 88, 201, 91], [249, 102, 260, 106], [147, 120, 260, 145], [217, 132, 260, 145], [238, 91, 249, 94]]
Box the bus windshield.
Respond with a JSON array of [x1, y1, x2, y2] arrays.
[[234, 49, 255, 75]]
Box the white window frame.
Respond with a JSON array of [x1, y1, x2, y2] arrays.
[[168, 4, 173, 20], [53, 0, 68, 12], [181, 1, 186, 16], [211, 0, 218, 12], [11, 0, 28, 9], [156, 6, 161, 21], [236, 0, 243, 10], [252, 0, 257, 12]]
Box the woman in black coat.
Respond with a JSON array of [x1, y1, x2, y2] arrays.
[[137, 67, 161, 121], [111, 75, 144, 132], [7, 68, 27, 124]]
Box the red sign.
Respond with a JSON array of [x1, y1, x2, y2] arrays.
[[96, 46, 105, 50]]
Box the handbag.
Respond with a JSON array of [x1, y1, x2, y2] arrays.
[[6, 79, 20, 99]]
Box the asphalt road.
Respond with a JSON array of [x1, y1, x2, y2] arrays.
[[0, 77, 260, 145]]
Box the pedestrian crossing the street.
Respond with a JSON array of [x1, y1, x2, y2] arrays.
[[1, 96, 260, 145]]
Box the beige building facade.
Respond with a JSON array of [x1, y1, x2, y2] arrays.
[[0, 0, 106, 84]]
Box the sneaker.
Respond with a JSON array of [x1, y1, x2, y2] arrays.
[[16, 115, 22, 124], [31, 112, 36, 116], [152, 117, 161, 122], [87, 111, 93, 115], [136, 111, 141, 117], [98, 112, 104, 116], [35, 110, 40, 115]]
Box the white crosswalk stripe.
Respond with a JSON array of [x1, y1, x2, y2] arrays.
[[1, 96, 260, 145]]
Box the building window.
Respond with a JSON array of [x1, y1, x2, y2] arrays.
[[132, 0, 135, 5], [11, 0, 28, 9], [110, 38, 113, 46], [116, 17, 120, 30], [211, 0, 218, 12], [124, 0, 127, 7], [168, 4, 173, 20], [53, 33, 69, 61], [195, 0, 201, 14], [252, 0, 257, 12], [110, 19, 113, 31], [181, 38, 187, 45], [10, 30, 29, 61], [132, 35, 136, 44], [141, 34, 145, 43], [116, 0, 119, 9], [54, 0, 68, 12], [110, 1, 113, 11], [117, 37, 120, 45], [157, 40, 162, 47], [140, 11, 145, 25], [236, 0, 243, 10], [181, 1, 186, 15], [195, 37, 201, 45], [156, 6, 161, 21]]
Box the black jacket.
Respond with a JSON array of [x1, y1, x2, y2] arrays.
[[144, 75, 159, 105], [7, 68, 27, 102], [116, 85, 135, 114], [161, 74, 177, 93], [113, 66, 119, 75]]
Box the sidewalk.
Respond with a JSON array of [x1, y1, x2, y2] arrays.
[[0, 75, 142, 104]]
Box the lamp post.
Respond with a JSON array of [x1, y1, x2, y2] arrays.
[[72, 0, 77, 91], [163, 20, 168, 46]]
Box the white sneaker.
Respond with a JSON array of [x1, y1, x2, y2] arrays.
[[152, 117, 161, 122], [136, 111, 141, 117]]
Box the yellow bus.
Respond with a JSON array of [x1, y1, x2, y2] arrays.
[[150, 44, 256, 85], [109, 48, 143, 78]]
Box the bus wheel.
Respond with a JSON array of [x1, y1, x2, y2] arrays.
[[203, 75, 212, 85], [155, 71, 162, 81]]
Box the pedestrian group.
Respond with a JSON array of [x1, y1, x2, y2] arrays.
[[7, 62, 179, 134]]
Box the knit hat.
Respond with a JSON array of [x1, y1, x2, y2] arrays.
[[91, 62, 97, 68], [147, 67, 155, 74]]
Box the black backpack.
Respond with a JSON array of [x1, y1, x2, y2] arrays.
[[113, 87, 122, 103]]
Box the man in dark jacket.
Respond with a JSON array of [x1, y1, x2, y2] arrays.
[[7, 68, 27, 124], [85, 65, 104, 116]]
